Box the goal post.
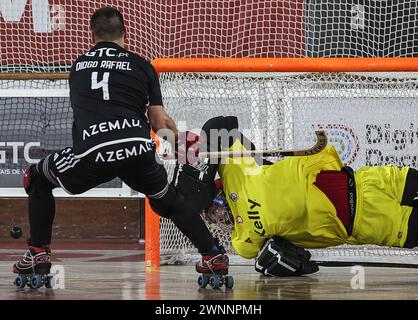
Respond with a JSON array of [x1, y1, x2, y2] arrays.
[[3, 57, 418, 81], [145, 57, 418, 267], [152, 57, 418, 73]]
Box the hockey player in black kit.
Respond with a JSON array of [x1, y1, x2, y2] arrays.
[[13, 7, 229, 287]]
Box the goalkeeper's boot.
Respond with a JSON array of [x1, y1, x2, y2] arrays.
[[12, 244, 53, 289]]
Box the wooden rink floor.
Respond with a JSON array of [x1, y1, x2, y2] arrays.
[[0, 241, 418, 300]]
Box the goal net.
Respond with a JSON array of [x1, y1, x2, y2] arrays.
[[1, 0, 418, 73], [148, 65, 418, 265], [1, 0, 418, 265]]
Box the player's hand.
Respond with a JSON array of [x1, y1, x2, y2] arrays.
[[176, 131, 201, 164], [255, 237, 319, 276]]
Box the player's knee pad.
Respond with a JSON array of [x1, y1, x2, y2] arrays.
[[255, 237, 319, 277], [150, 179, 211, 220], [23, 165, 56, 197], [172, 162, 216, 210]]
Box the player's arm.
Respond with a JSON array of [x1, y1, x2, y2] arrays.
[[255, 237, 319, 276], [147, 105, 179, 141], [145, 61, 179, 140], [147, 105, 200, 164]]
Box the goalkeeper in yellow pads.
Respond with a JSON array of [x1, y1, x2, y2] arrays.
[[192, 116, 417, 277]]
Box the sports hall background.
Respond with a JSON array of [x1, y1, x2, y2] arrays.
[[0, 0, 417, 242]]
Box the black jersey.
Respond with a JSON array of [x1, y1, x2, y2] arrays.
[[69, 41, 163, 156]]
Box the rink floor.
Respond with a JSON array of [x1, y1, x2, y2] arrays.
[[1, 241, 418, 300]]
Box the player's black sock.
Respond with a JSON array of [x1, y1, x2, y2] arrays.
[[170, 201, 217, 254], [28, 191, 55, 247]]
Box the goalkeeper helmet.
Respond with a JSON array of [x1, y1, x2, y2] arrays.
[[201, 182, 234, 232]]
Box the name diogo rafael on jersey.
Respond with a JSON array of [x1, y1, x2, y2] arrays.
[[69, 42, 162, 163]]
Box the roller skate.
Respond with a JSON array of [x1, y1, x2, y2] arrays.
[[196, 253, 234, 289], [13, 245, 54, 289]]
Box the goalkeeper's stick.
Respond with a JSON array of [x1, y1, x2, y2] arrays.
[[198, 130, 327, 159]]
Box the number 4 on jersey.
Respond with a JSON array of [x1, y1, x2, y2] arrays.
[[91, 72, 110, 100]]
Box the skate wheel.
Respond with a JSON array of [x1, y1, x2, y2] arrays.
[[209, 275, 221, 289], [198, 275, 209, 288], [30, 274, 42, 289], [224, 275, 234, 289], [14, 275, 26, 289], [45, 276, 55, 289]]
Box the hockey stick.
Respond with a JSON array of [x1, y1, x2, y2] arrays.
[[198, 130, 327, 159], [158, 130, 327, 160]]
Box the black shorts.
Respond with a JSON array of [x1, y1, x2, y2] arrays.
[[39, 139, 169, 198]]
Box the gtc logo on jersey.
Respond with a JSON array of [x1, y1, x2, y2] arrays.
[[236, 216, 243, 224]]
